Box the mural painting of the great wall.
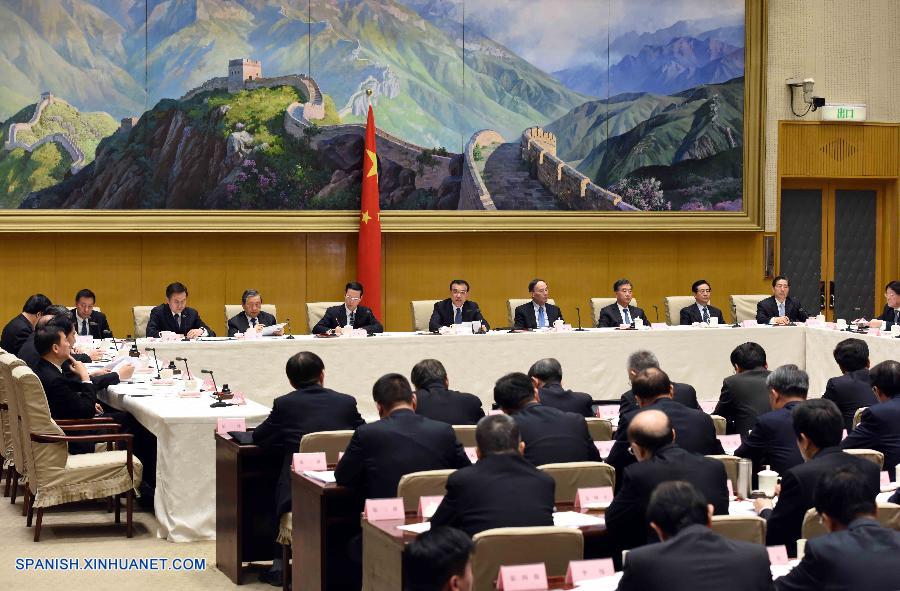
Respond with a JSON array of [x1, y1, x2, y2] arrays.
[[0, 0, 745, 212]]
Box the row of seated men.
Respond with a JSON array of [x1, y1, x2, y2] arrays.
[[244, 344, 900, 587], [5, 278, 898, 346]]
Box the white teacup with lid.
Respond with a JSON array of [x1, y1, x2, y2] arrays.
[[758, 465, 780, 497]]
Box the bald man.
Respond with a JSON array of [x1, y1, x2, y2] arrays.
[[605, 409, 730, 552]]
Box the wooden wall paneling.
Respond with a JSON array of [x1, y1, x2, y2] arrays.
[[779, 122, 900, 178], [0, 235, 58, 322], [532, 232, 611, 323], [304, 233, 356, 331]]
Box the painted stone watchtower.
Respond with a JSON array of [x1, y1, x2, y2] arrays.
[[228, 58, 262, 93]]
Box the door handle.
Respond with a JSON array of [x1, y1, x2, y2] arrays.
[[819, 281, 826, 310], [829, 281, 835, 309]]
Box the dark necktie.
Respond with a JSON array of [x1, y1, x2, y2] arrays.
[[175, 313, 182, 330], [895, 310, 899, 325], [537, 306, 546, 328], [701, 307, 710, 323], [622, 307, 632, 324], [454, 307, 462, 324], [349, 311, 356, 326], [81, 319, 88, 336], [250, 317, 257, 327]]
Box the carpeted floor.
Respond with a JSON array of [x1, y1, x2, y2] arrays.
[[0, 486, 279, 590]]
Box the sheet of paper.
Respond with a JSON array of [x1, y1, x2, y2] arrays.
[[261, 323, 286, 336], [571, 573, 623, 591], [553, 511, 605, 528], [397, 521, 432, 534], [728, 500, 757, 515], [303, 470, 336, 483]]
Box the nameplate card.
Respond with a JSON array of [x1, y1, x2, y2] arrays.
[[565, 559, 615, 585], [699, 400, 718, 414], [364, 498, 405, 521], [216, 418, 245, 437], [740, 319, 758, 327], [202, 377, 215, 391], [574, 486, 614, 510], [594, 441, 615, 459], [496, 563, 548, 590], [292, 452, 327, 472], [488, 409, 505, 416], [727, 480, 734, 497], [841, 429, 848, 441], [338, 451, 345, 462], [75, 335, 94, 344], [650, 323, 668, 330], [595, 406, 619, 420], [869, 328, 882, 336], [881, 471, 891, 486], [230, 391, 246, 405], [464, 447, 479, 463], [717, 434, 742, 454], [418, 495, 444, 519], [766, 545, 789, 565]]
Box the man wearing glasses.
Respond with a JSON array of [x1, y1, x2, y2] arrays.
[[312, 281, 383, 335], [428, 279, 490, 332], [679, 279, 725, 325]]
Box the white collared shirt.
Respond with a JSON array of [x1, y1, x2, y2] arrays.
[[75, 313, 91, 335], [619, 305, 632, 322], [245, 314, 260, 327], [345, 306, 357, 326]]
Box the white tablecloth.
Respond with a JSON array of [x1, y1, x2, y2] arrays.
[[99, 381, 269, 542]]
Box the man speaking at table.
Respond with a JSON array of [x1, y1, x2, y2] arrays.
[[70, 288, 112, 339], [513, 278, 562, 330], [679, 279, 725, 325], [146, 282, 215, 338], [428, 279, 489, 332], [757, 275, 809, 325], [227, 289, 282, 337], [313, 281, 383, 335], [597, 279, 647, 327]]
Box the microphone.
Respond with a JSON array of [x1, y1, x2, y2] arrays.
[[128, 335, 140, 358], [200, 369, 218, 393], [575, 307, 586, 331], [471, 306, 486, 333], [283, 318, 294, 339], [652, 305, 660, 323], [175, 356, 192, 379], [145, 347, 161, 378], [203, 369, 233, 408], [730, 302, 740, 327], [103, 329, 119, 351]]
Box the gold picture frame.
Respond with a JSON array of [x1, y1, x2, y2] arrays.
[[0, 0, 766, 233]]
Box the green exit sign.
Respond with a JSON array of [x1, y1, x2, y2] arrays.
[[821, 103, 867, 122]]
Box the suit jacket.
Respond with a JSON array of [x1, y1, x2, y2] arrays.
[[679, 303, 725, 325], [876, 304, 899, 330], [606, 444, 730, 551], [607, 397, 724, 486], [617, 524, 774, 591], [619, 382, 700, 416], [509, 403, 601, 466], [35, 358, 97, 421], [0, 314, 33, 355], [537, 382, 594, 417], [312, 305, 383, 335], [414, 382, 484, 425], [756, 296, 809, 325], [764, 447, 880, 554], [334, 409, 470, 499], [429, 453, 555, 537], [145, 304, 215, 338], [428, 299, 490, 332], [841, 396, 900, 481], [18, 335, 117, 389], [512, 301, 563, 330], [714, 368, 772, 438], [735, 401, 805, 478], [597, 303, 647, 328], [226, 310, 277, 337], [252, 384, 365, 515], [774, 518, 900, 591], [70, 309, 112, 339], [823, 368, 877, 431]]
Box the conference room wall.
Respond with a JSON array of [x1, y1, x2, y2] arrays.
[[0, 232, 772, 335]]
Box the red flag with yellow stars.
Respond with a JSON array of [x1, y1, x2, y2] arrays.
[[357, 104, 382, 318]]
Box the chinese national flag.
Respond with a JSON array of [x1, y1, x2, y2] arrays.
[[357, 105, 382, 318]]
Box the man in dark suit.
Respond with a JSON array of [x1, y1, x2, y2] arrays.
[[1, 293, 51, 355], [70, 288, 112, 339], [403, 527, 474, 591], [33, 323, 100, 422], [679, 279, 725, 325], [597, 278, 648, 328], [410, 359, 484, 425], [756, 275, 810, 325], [226, 289, 281, 337], [528, 358, 593, 417], [754, 399, 880, 556], [842, 360, 900, 481], [714, 342, 771, 438], [146, 282, 215, 339], [607, 368, 723, 488], [618, 350, 699, 415], [430, 414, 555, 537], [312, 281, 383, 335], [428, 279, 489, 332], [494, 372, 600, 466], [513, 278, 563, 330], [868, 280, 899, 330], [606, 410, 729, 552], [774, 465, 900, 591], [735, 364, 807, 478], [335, 373, 470, 499], [617, 481, 773, 591], [823, 338, 876, 430]]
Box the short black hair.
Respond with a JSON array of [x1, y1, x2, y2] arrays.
[[165, 282, 188, 299], [772, 275, 790, 287], [527, 358, 563, 383], [631, 367, 672, 401], [628, 411, 674, 452], [792, 399, 843, 449], [449, 279, 469, 291], [410, 359, 447, 390], [766, 364, 809, 397], [627, 350, 659, 372], [493, 372, 535, 411], [528, 278, 545, 293], [403, 526, 472, 591], [613, 278, 632, 292], [730, 342, 767, 370], [870, 360, 900, 398], [74, 288, 96, 303], [646, 481, 709, 538], [23, 294, 52, 314], [241, 289, 261, 305], [345, 281, 364, 294], [475, 414, 520, 455], [35, 324, 69, 357], [885, 280, 900, 294], [43, 305, 72, 319], [47, 315, 75, 333], [373, 373, 413, 409], [813, 465, 877, 527], [833, 338, 869, 373], [691, 279, 710, 293], [285, 351, 324, 389]]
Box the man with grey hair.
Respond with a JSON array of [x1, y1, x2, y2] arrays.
[[411, 359, 484, 425], [430, 414, 555, 537], [619, 350, 699, 415], [227, 289, 281, 337], [735, 364, 808, 478], [528, 358, 593, 417]]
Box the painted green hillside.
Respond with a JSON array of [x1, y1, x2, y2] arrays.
[[0, 143, 73, 208], [13, 100, 118, 162]]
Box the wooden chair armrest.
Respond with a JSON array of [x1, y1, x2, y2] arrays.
[[32, 433, 136, 475], [60, 423, 122, 433], [56, 417, 115, 425], [0, 402, 7, 411]]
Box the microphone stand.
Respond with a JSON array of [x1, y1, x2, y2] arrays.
[[283, 318, 295, 339], [203, 369, 233, 408], [176, 356, 192, 379], [652, 305, 660, 323], [145, 347, 161, 379], [574, 307, 586, 331], [103, 330, 119, 351]]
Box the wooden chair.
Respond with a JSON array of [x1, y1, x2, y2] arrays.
[[664, 296, 698, 325], [506, 298, 557, 327], [472, 527, 583, 591], [299, 430, 355, 465], [538, 461, 615, 503], [843, 448, 884, 469], [452, 425, 477, 448], [410, 300, 440, 331], [304, 302, 342, 333], [589, 298, 639, 326], [729, 295, 768, 324], [397, 469, 455, 512], [710, 415, 727, 435], [223, 304, 278, 330], [132, 306, 154, 338], [852, 407, 867, 429], [802, 503, 900, 540], [707, 454, 740, 491], [711, 515, 766, 544], [585, 418, 613, 441], [0, 353, 26, 501]]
